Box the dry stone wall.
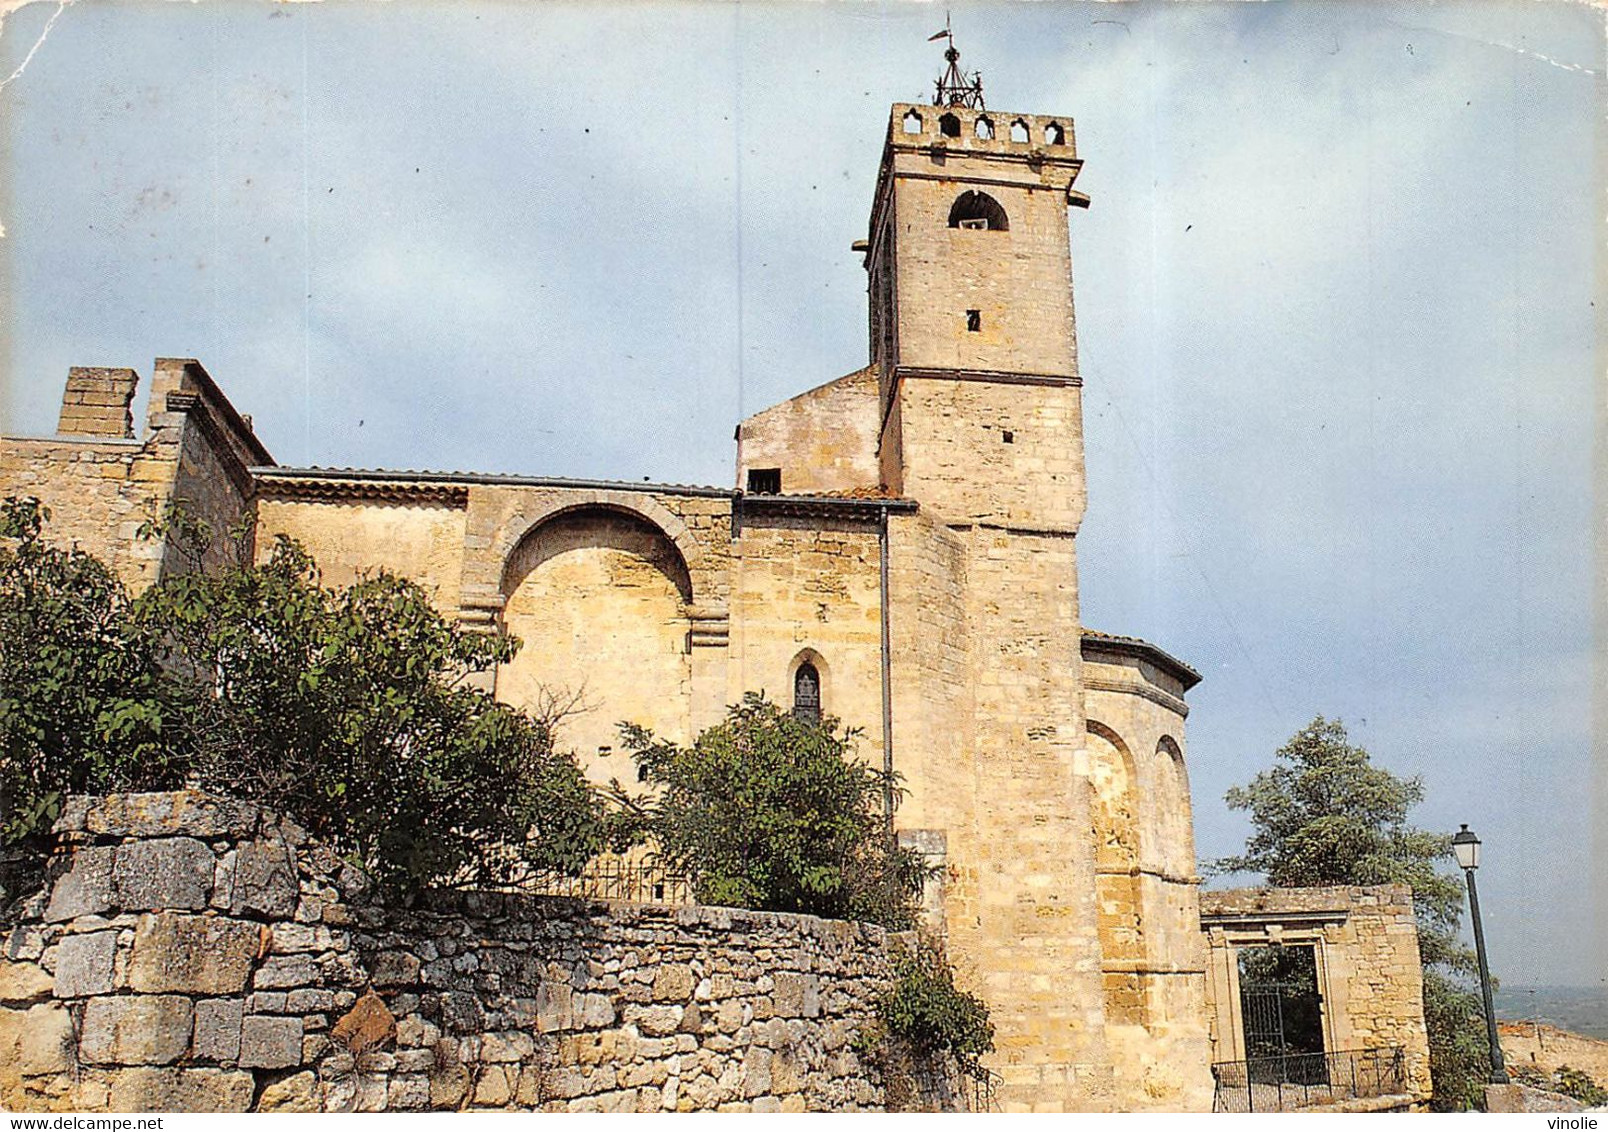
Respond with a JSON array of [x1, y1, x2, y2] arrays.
[[0, 791, 920, 1113]]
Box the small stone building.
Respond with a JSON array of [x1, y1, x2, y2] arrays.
[[1200, 885, 1434, 1110], [1, 98, 1429, 1112]]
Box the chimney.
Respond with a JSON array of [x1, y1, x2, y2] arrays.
[[57, 367, 138, 439]]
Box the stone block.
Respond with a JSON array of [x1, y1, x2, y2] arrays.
[[0, 959, 54, 1004], [258, 1070, 320, 1112], [441, 990, 485, 1034], [0, 1002, 77, 1074], [81, 995, 194, 1066], [230, 838, 299, 918], [636, 1005, 682, 1037], [370, 950, 422, 987], [331, 991, 395, 1053], [254, 954, 316, 989], [389, 1074, 431, 1111], [430, 1046, 471, 1110], [653, 963, 695, 1002], [4, 925, 47, 962], [741, 1047, 774, 1098], [127, 914, 259, 994], [77, 792, 260, 839], [112, 837, 216, 911], [773, 973, 820, 1018], [44, 845, 114, 921], [395, 1048, 436, 1073], [193, 997, 245, 1062], [576, 992, 615, 1028], [107, 1067, 255, 1112], [481, 1031, 534, 1062], [52, 931, 116, 998], [473, 1064, 514, 1106], [240, 1014, 304, 1069], [287, 988, 335, 1013]]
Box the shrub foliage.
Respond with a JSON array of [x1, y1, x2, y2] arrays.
[[0, 498, 181, 848], [870, 939, 995, 1078], [138, 534, 603, 893], [618, 694, 928, 928], [0, 498, 602, 897]]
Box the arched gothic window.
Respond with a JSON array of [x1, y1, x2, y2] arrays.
[[939, 113, 962, 138], [793, 662, 821, 724]]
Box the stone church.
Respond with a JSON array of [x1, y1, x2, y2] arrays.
[[2, 90, 1434, 1112]]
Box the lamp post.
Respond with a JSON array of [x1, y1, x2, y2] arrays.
[[1452, 824, 1509, 1084]]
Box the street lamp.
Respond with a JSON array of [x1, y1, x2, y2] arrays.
[[1452, 824, 1509, 1084]]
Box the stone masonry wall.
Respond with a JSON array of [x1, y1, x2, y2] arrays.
[[1, 360, 270, 592], [0, 791, 916, 1113], [735, 366, 882, 496]]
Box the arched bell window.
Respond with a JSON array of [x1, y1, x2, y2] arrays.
[[792, 661, 822, 724], [948, 190, 1010, 232]]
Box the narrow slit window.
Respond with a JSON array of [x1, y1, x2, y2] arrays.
[[793, 662, 821, 724], [966, 309, 981, 332], [748, 468, 782, 495]]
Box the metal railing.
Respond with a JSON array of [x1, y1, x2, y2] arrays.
[[503, 858, 696, 905], [960, 1067, 1002, 1114], [1211, 1047, 1407, 1113]]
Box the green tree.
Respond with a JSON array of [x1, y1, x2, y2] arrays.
[[1218, 715, 1492, 1110], [137, 534, 604, 894], [0, 499, 186, 898], [1, 496, 603, 901], [618, 694, 928, 928]]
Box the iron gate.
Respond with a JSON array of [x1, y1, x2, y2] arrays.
[[1238, 980, 1329, 1086]]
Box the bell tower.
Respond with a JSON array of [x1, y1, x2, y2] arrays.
[[865, 52, 1119, 1110], [864, 94, 1090, 531]]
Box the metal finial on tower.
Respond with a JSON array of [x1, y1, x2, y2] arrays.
[[929, 15, 984, 110]]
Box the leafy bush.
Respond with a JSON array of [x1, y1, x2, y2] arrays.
[[618, 693, 928, 928], [0, 498, 185, 850], [866, 939, 995, 1079], [1554, 1066, 1608, 1108], [136, 534, 604, 893], [1, 498, 603, 898]]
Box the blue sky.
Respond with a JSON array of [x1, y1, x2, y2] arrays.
[[1, 0, 1601, 986]]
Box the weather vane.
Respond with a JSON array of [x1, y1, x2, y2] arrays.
[[930, 14, 985, 110]]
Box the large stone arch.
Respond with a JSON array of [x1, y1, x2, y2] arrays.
[[495, 502, 696, 789], [493, 492, 704, 602]]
